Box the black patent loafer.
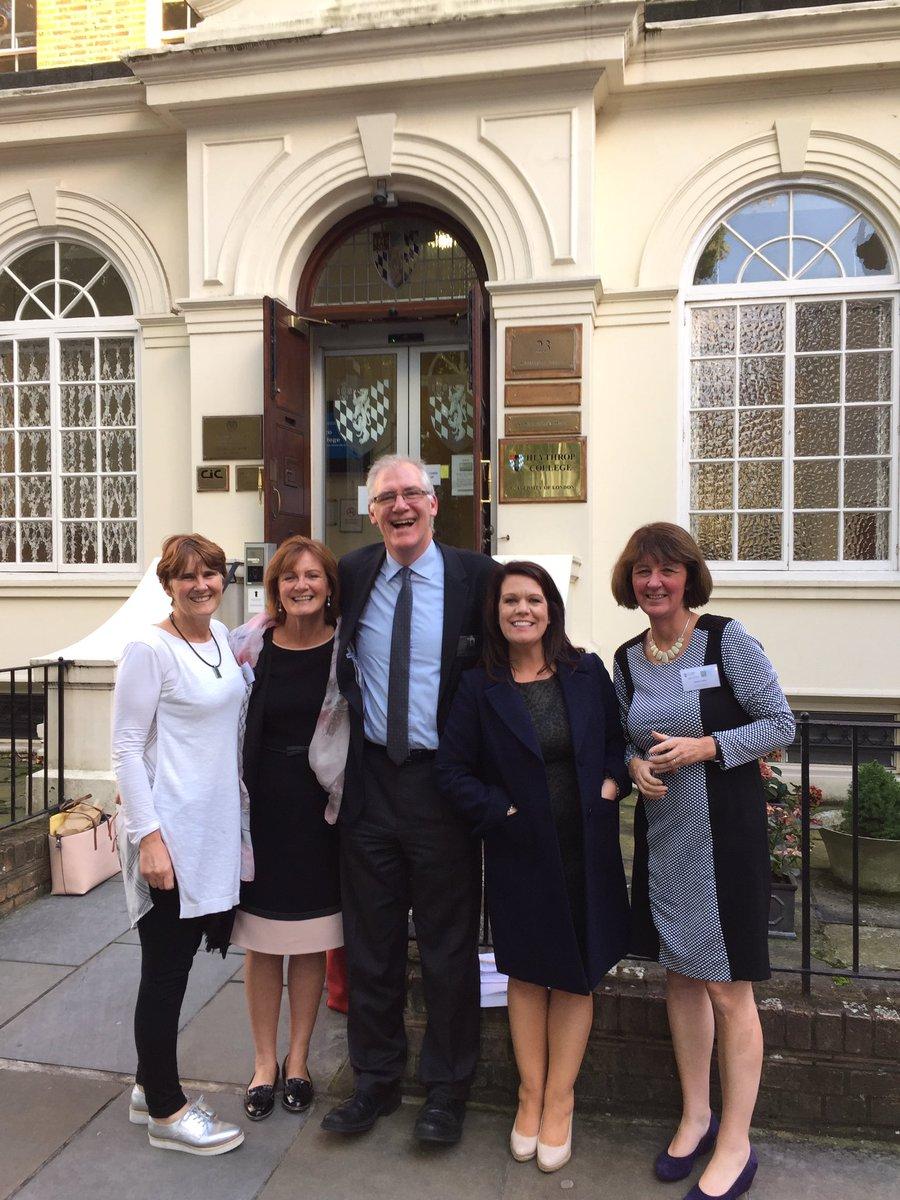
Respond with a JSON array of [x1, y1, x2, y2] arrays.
[[320, 1087, 401, 1134], [281, 1057, 314, 1114], [414, 1093, 466, 1145], [243, 1063, 279, 1121]]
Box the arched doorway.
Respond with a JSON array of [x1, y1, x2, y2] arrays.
[[263, 205, 491, 555]]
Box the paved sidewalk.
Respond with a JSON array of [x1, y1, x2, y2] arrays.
[[1, 880, 897, 1200]]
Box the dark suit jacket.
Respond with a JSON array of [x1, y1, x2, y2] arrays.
[[435, 654, 631, 994], [336, 539, 497, 826]]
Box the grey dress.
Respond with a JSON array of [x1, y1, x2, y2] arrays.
[[517, 675, 587, 964]]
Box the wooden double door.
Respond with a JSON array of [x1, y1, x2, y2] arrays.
[[263, 287, 490, 554]]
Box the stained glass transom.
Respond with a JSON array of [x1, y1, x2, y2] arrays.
[[694, 190, 892, 286], [312, 219, 478, 306], [0, 240, 133, 321]]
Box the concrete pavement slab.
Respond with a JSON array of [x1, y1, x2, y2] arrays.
[[0, 961, 71, 1027], [12, 1088, 302, 1200], [177, 982, 348, 1088], [0, 942, 236, 1072], [258, 1099, 510, 1200], [0, 1068, 120, 1200], [0, 879, 129, 966]]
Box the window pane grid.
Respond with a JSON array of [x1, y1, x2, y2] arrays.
[[688, 292, 896, 569], [0, 326, 137, 570]]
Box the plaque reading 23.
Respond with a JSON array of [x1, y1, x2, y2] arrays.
[[499, 438, 587, 503], [505, 325, 582, 379]]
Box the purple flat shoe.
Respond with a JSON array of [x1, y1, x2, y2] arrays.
[[654, 1113, 720, 1182], [682, 1148, 758, 1200]]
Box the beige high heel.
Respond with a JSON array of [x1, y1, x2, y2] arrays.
[[537, 1115, 573, 1172], [510, 1124, 538, 1162]]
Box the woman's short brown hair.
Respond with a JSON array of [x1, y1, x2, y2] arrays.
[[157, 534, 227, 592], [610, 523, 712, 610], [264, 536, 340, 626]]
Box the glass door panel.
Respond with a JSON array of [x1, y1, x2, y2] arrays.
[[414, 347, 476, 550], [324, 351, 402, 556]]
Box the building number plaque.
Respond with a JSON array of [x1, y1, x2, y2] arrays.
[[505, 325, 582, 380]]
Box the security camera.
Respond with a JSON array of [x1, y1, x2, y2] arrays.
[[372, 178, 398, 208]]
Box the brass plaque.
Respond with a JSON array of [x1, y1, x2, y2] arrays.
[[500, 438, 587, 503], [236, 465, 263, 492], [202, 415, 263, 461], [196, 465, 230, 492], [505, 325, 582, 380], [505, 382, 581, 407], [505, 411, 581, 437]]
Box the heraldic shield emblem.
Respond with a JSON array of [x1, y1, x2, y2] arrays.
[[429, 380, 474, 452], [333, 378, 392, 454], [372, 226, 422, 289]]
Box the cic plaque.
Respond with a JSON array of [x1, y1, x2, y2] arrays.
[[499, 437, 587, 503]]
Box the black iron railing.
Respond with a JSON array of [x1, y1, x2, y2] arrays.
[[1, 658, 68, 830], [477, 713, 900, 990], [790, 713, 900, 992]]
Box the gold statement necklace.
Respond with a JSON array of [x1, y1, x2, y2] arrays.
[[646, 613, 692, 665]]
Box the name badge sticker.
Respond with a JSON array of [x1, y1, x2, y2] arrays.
[[680, 664, 720, 692]]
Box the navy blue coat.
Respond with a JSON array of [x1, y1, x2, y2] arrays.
[[435, 654, 631, 995]]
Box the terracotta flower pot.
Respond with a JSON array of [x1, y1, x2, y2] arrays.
[[819, 827, 900, 895]]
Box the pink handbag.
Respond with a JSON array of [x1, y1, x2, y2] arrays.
[[48, 801, 120, 896]]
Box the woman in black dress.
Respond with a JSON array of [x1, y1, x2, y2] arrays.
[[229, 536, 344, 1120], [436, 562, 629, 1173]]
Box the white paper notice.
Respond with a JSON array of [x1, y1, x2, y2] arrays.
[[451, 454, 474, 497], [424, 463, 442, 488], [356, 485, 368, 515]]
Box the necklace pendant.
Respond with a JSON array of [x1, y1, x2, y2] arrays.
[[213, 666, 221, 679]]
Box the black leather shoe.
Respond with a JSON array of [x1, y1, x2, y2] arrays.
[[281, 1057, 314, 1114], [243, 1063, 279, 1121], [320, 1087, 401, 1134], [414, 1093, 466, 1145]]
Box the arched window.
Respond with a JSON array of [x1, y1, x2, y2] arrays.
[[0, 240, 138, 572], [686, 188, 897, 570]]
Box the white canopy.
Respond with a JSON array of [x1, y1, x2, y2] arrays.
[[31, 559, 170, 666]]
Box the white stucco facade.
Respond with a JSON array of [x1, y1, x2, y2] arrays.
[[2, 0, 899, 715]]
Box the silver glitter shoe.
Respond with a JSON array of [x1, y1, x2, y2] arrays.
[[129, 1084, 149, 1125], [147, 1096, 244, 1156]]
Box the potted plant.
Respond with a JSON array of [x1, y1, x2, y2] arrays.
[[761, 758, 822, 937], [819, 761, 900, 895]]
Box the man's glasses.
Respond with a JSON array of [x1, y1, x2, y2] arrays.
[[371, 487, 432, 507]]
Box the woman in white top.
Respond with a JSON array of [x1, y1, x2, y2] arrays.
[[112, 533, 248, 1156]]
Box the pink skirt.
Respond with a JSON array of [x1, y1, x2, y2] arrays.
[[231, 909, 343, 955]]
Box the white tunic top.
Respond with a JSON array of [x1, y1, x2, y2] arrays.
[[112, 620, 248, 924]]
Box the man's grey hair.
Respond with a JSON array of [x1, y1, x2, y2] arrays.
[[365, 454, 434, 499]]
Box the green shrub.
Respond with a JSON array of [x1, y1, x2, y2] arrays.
[[842, 760, 900, 840]]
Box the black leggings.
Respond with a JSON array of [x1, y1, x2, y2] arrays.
[[134, 886, 204, 1119]]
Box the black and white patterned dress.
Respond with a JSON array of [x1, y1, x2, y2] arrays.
[[614, 615, 795, 982]]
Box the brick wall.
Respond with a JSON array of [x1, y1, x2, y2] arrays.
[[0, 819, 51, 916], [37, 0, 150, 69], [405, 955, 900, 1141]]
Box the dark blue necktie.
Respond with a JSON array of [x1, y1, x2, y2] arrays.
[[386, 567, 412, 765]]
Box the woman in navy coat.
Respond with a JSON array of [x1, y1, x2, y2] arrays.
[[436, 561, 630, 1173]]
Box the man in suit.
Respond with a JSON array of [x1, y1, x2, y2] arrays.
[[321, 454, 495, 1145]]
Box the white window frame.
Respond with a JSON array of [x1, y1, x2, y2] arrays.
[[681, 183, 900, 582], [0, 236, 142, 576], [0, 1, 37, 73]]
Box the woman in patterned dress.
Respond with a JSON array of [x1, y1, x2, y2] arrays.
[[612, 524, 794, 1200]]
